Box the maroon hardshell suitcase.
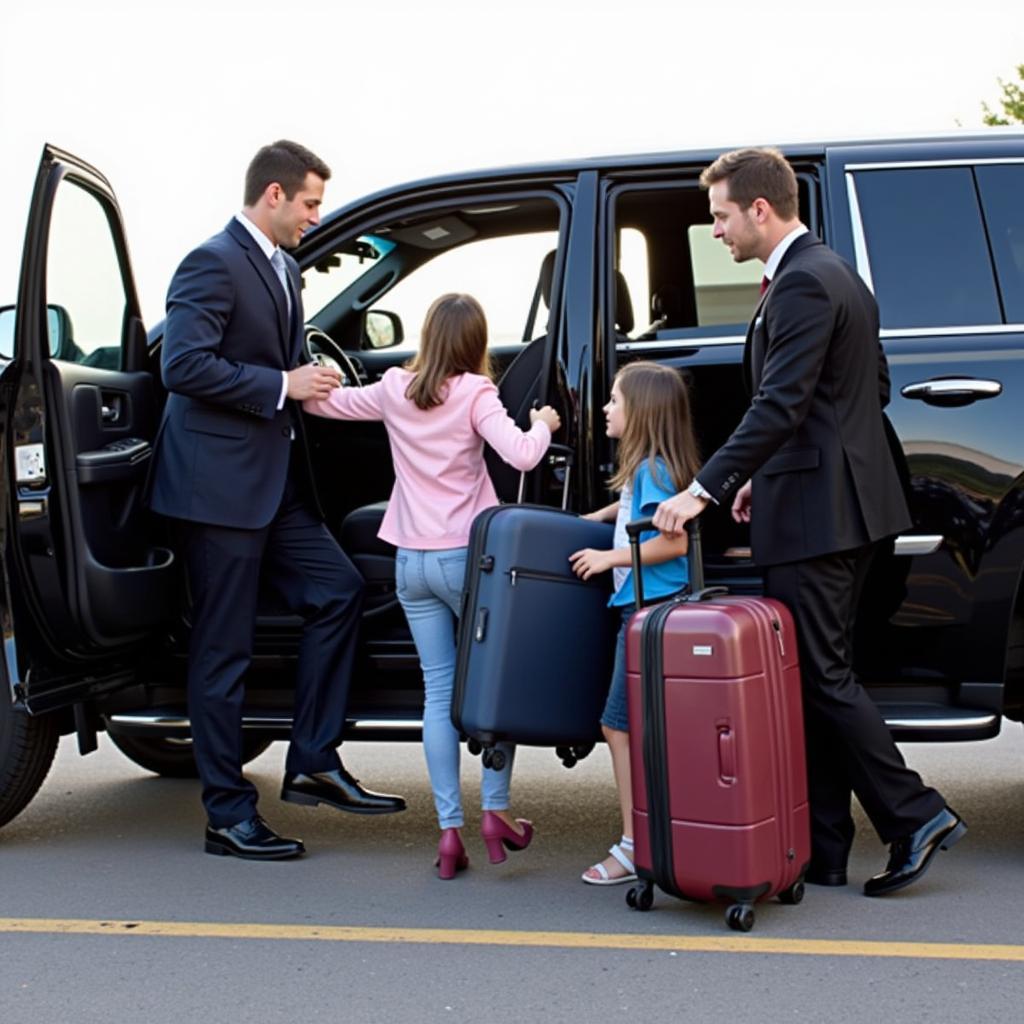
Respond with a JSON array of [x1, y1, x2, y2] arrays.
[[624, 518, 810, 932]]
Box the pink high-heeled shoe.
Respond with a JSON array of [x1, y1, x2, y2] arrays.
[[480, 811, 534, 864], [435, 828, 469, 880]]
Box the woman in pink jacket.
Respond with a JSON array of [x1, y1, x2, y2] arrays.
[[305, 293, 560, 879]]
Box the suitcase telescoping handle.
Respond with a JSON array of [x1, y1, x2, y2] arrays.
[[517, 442, 574, 509], [626, 516, 724, 610]]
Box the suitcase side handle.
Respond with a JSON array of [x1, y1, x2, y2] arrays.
[[627, 517, 723, 609]]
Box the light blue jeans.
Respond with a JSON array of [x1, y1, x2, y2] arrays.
[[396, 546, 515, 829]]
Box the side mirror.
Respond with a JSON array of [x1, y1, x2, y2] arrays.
[[362, 309, 403, 350], [0, 304, 71, 360]]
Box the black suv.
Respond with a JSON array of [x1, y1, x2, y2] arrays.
[[2, 136, 1023, 830]]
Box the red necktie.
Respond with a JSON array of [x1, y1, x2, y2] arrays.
[[760, 275, 770, 296]]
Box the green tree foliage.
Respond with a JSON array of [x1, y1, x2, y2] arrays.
[[983, 64, 1024, 125]]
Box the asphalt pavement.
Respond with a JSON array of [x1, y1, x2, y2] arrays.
[[1, 726, 1022, 1023]]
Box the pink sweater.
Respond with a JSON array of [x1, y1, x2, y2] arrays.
[[304, 368, 552, 549]]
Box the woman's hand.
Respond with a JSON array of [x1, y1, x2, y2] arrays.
[[530, 405, 561, 432], [569, 547, 615, 580]]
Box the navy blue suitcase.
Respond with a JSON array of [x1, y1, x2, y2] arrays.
[[452, 505, 617, 768]]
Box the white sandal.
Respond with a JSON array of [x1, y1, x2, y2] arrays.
[[581, 837, 637, 886]]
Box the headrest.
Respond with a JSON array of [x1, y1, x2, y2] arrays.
[[614, 270, 634, 334]]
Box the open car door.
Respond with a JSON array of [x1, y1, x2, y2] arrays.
[[3, 145, 174, 712]]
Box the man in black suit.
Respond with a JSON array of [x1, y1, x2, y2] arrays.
[[149, 140, 404, 860], [653, 147, 965, 896]]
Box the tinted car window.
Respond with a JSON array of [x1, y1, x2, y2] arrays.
[[976, 164, 1024, 324], [853, 167, 1001, 329]]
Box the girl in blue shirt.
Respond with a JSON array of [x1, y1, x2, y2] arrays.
[[570, 360, 701, 885]]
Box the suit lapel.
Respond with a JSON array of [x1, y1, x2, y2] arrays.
[[744, 233, 822, 389], [225, 219, 291, 361]]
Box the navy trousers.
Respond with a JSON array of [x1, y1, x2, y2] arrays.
[[181, 467, 364, 828]]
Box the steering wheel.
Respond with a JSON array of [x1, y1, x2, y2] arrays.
[[303, 325, 365, 387]]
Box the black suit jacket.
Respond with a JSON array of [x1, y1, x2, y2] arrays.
[[699, 232, 911, 566], [148, 218, 314, 529]]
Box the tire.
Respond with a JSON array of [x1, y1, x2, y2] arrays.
[[0, 694, 59, 829], [107, 732, 273, 778]]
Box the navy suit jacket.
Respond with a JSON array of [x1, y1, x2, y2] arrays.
[[148, 218, 309, 529], [698, 233, 912, 566]]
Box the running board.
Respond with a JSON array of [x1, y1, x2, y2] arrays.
[[880, 705, 1000, 742], [105, 710, 424, 743]]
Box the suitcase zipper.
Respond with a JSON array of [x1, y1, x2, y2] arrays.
[[507, 567, 594, 587], [641, 601, 686, 900]]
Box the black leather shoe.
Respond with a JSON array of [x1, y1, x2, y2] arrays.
[[204, 815, 305, 860], [805, 864, 848, 887], [281, 766, 406, 815], [863, 806, 966, 897]]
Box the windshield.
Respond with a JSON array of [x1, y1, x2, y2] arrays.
[[300, 234, 395, 319]]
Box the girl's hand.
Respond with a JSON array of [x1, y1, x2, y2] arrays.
[[530, 405, 561, 432], [569, 547, 614, 580]]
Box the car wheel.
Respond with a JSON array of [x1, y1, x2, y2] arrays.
[[0, 693, 59, 829], [106, 732, 273, 778]]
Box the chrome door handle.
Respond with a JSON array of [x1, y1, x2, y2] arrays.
[[900, 378, 1002, 406]]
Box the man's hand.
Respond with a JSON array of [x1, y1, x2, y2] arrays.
[[652, 491, 706, 536], [569, 547, 616, 581], [287, 363, 342, 401], [731, 480, 753, 523]]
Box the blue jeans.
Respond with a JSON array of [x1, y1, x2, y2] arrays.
[[396, 547, 515, 829]]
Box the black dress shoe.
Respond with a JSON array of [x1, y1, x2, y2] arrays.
[[863, 806, 967, 897], [281, 766, 406, 815], [805, 864, 848, 887], [205, 815, 305, 860]]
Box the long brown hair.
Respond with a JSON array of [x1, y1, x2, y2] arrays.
[[404, 293, 494, 410], [608, 361, 701, 494]]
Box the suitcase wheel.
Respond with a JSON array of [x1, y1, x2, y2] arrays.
[[466, 738, 482, 756], [481, 747, 507, 771], [626, 881, 654, 912], [555, 746, 577, 768], [778, 880, 805, 906], [725, 904, 755, 932]]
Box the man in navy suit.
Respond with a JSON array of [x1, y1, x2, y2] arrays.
[[653, 148, 965, 897], [149, 140, 404, 860]]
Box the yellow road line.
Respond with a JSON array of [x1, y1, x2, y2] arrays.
[[1, 918, 1022, 962]]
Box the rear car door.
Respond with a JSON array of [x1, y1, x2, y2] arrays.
[[2, 145, 174, 712], [826, 138, 1024, 731]]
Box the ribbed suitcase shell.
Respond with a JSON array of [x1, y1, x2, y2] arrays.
[[452, 505, 616, 748], [627, 593, 810, 927]]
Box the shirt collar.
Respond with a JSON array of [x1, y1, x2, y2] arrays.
[[235, 212, 279, 263], [763, 224, 809, 282]]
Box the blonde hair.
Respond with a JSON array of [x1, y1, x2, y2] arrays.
[[404, 293, 494, 410], [609, 361, 701, 494]]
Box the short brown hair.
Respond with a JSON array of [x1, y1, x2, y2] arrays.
[[404, 293, 494, 410], [699, 147, 798, 221], [244, 140, 331, 206], [609, 361, 701, 495]]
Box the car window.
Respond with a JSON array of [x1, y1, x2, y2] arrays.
[[301, 235, 396, 319], [975, 164, 1024, 324], [44, 178, 128, 368], [689, 224, 762, 327], [852, 167, 1002, 330], [368, 231, 560, 351]]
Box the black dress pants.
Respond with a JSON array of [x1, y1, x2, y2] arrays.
[[181, 470, 364, 828], [763, 545, 945, 868]]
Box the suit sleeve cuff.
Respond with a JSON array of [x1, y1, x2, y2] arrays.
[[277, 372, 288, 410], [689, 478, 717, 505]]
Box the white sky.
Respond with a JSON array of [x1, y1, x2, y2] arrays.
[[2, 0, 1022, 326]]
